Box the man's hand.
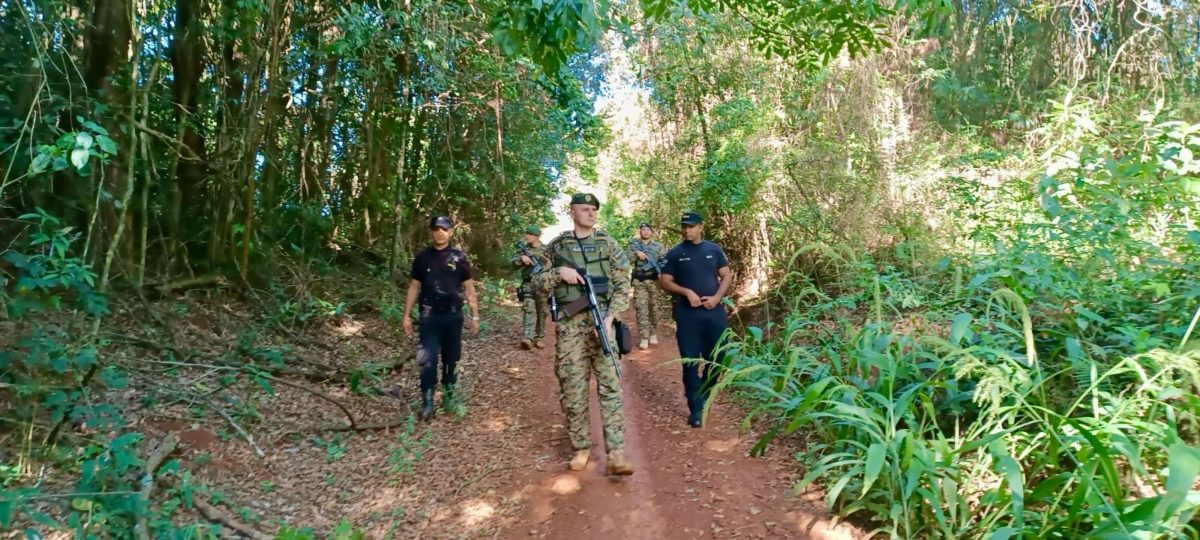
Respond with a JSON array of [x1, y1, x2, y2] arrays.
[[559, 266, 584, 285], [700, 295, 722, 310], [685, 289, 702, 308], [602, 315, 615, 345], [469, 317, 480, 336], [520, 255, 533, 266], [403, 316, 414, 336], [636, 251, 647, 261]]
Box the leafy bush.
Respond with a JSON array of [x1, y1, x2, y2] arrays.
[[714, 106, 1200, 538]]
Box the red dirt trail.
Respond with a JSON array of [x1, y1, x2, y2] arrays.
[[483, 313, 859, 540]]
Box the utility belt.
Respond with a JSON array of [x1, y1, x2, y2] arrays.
[[419, 303, 462, 317], [632, 269, 658, 281]]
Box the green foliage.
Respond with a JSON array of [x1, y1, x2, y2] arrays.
[[387, 415, 432, 476], [0, 437, 219, 538], [714, 101, 1200, 536], [2, 211, 118, 438]]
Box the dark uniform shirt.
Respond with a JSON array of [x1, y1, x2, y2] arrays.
[[662, 240, 729, 316], [410, 246, 473, 312]]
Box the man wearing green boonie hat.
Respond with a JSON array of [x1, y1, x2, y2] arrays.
[[512, 224, 548, 349]]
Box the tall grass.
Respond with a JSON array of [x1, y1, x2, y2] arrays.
[[713, 286, 1200, 538]]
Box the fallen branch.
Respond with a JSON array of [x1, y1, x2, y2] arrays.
[[191, 495, 272, 540], [135, 433, 180, 540], [255, 372, 362, 430], [104, 332, 194, 362], [147, 275, 228, 298], [209, 402, 266, 458], [320, 415, 412, 433]]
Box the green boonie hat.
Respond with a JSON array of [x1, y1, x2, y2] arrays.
[[570, 193, 600, 208], [525, 225, 542, 235]]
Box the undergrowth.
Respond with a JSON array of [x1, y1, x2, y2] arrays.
[[712, 103, 1200, 538]]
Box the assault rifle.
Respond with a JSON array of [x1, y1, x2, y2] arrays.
[[520, 244, 544, 275], [551, 268, 621, 379], [630, 242, 661, 277]]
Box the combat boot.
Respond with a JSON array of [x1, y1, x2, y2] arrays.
[[419, 389, 435, 422], [569, 449, 590, 471], [649, 334, 659, 346], [638, 339, 649, 350], [519, 339, 533, 350], [533, 339, 544, 349], [606, 450, 634, 476]]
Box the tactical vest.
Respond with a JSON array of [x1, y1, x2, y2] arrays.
[[551, 231, 614, 305]]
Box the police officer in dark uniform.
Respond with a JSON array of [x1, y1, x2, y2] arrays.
[[659, 211, 732, 428], [401, 216, 481, 421]]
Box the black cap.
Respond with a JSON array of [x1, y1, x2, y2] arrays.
[[638, 222, 652, 229], [430, 216, 453, 229], [569, 193, 600, 208], [680, 212, 702, 225]]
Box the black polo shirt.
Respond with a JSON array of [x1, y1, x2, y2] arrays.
[[662, 240, 728, 316], [410, 246, 472, 312]]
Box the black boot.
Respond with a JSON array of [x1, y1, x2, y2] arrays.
[[420, 389, 435, 422], [687, 394, 701, 428]]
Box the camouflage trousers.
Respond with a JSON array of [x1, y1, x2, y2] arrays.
[[522, 293, 548, 340], [632, 278, 663, 339], [554, 313, 625, 452]]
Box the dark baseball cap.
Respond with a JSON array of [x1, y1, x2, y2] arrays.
[[638, 222, 652, 229], [429, 216, 453, 229], [569, 193, 600, 208], [680, 212, 702, 225]]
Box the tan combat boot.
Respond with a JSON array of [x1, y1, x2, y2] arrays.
[[649, 334, 659, 346], [638, 339, 649, 350], [519, 339, 533, 350], [568, 449, 590, 471], [533, 339, 544, 349], [606, 450, 634, 476]]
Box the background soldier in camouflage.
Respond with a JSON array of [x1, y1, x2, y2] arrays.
[[512, 225, 548, 349], [627, 222, 666, 349], [535, 193, 634, 476]]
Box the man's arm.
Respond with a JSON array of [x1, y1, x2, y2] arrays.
[[700, 266, 732, 309], [607, 239, 632, 316], [715, 266, 732, 298], [404, 279, 420, 315], [464, 280, 480, 317], [658, 273, 691, 296], [533, 244, 561, 294]]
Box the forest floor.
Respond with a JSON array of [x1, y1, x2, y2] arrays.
[[98, 296, 862, 539]]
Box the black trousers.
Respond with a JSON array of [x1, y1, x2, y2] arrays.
[[417, 312, 463, 391], [675, 309, 729, 415]]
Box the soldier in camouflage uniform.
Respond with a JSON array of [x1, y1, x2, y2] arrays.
[[535, 193, 634, 475], [627, 222, 666, 349], [512, 225, 548, 349]]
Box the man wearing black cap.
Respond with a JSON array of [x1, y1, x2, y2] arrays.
[[660, 211, 732, 428], [627, 222, 666, 349], [401, 215, 480, 421]]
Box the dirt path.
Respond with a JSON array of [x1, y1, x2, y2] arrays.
[[483, 314, 859, 540], [131, 302, 859, 539]]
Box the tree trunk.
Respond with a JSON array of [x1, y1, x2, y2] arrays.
[[170, 0, 207, 274]]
